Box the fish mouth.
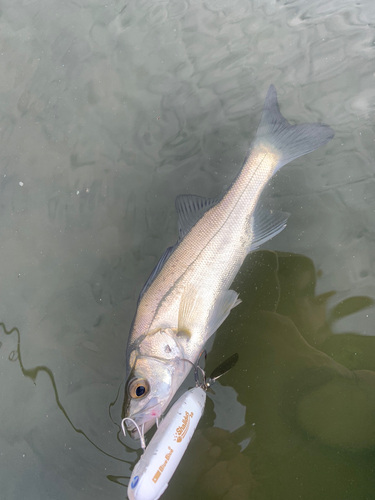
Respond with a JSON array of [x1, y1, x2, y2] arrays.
[[125, 397, 161, 439]]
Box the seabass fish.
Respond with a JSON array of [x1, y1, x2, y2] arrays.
[[122, 85, 334, 438]]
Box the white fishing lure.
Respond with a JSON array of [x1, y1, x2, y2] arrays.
[[126, 387, 206, 500]]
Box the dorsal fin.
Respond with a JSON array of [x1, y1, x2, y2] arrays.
[[138, 245, 175, 302], [175, 194, 218, 241], [138, 194, 219, 302]]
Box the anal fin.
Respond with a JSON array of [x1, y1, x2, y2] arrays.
[[247, 206, 290, 253]]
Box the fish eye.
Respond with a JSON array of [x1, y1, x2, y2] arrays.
[[128, 378, 149, 399]]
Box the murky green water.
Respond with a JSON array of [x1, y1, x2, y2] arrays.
[[1, 0, 375, 498]]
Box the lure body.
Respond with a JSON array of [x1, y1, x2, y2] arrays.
[[128, 387, 206, 500]]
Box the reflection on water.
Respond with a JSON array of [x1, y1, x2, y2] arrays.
[[0, 322, 137, 489], [3, 251, 375, 499], [162, 250, 375, 500]]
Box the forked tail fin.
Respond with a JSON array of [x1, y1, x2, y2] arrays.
[[256, 85, 334, 172]]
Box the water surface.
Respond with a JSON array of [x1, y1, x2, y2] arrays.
[[1, 0, 375, 499]]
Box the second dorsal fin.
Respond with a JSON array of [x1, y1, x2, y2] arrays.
[[175, 194, 218, 241]]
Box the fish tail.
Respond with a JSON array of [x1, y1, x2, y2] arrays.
[[256, 85, 334, 172]]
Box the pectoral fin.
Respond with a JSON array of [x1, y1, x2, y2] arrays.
[[177, 285, 202, 338], [178, 287, 240, 341], [206, 290, 241, 339]]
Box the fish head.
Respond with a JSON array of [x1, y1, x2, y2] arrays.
[[122, 329, 191, 439], [122, 329, 187, 439], [122, 354, 177, 439]]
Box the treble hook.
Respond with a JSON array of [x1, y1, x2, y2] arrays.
[[121, 417, 146, 451], [178, 350, 210, 388]]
